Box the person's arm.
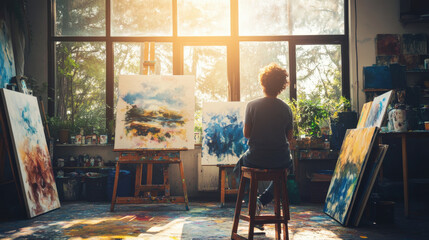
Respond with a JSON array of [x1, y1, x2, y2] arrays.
[[243, 122, 252, 139], [286, 127, 296, 150]]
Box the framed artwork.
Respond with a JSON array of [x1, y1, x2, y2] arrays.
[[0, 89, 60, 218], [114, 75, 195, 150], [356, 101, 372, 128], [201, 102, 248, 165], [364, 90, 393, 128], [0, 18, 16, 88], [324, 127, 378, 225]]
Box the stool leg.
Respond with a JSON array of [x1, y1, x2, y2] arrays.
[[281, 173, 290, 240], [232, 174, 246, 237], [248, 176, 258, 240], [274, 178, 281, 240]]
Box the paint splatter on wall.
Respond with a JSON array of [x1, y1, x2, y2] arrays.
[[202, 102, 248, 165], [114, 75, 195, 150], [1, 89, 60, 218]]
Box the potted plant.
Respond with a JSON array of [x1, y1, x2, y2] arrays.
[[47, 116, 73, 144]]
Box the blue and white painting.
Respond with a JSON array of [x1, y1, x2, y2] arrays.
[[364, 90, 393, 128], [0, 18, 16, 88], [202, 102, 248, 165], [114, 75, 195, 150], [1, 89, 60, 218]]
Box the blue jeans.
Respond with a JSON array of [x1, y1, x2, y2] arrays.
[[233, 149, 291, 206]]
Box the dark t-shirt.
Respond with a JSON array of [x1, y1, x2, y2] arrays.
[[243, 97, 293, 168]]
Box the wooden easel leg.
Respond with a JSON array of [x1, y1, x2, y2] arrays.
[[163, 165, 170, 197], [220, 167, 226, 207], [110, 162, 121, 212], [135, 164, 142, 197], [179, 161, 189, 210], [146, 163, 153, 197]]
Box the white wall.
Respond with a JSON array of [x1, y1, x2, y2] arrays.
[[349, 0, 429, 113]]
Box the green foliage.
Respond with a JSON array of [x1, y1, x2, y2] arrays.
[[287, 96, 351, 137], [288, 99, 329, 137]]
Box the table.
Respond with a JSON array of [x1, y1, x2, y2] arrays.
[[379, 131, 429, 217]]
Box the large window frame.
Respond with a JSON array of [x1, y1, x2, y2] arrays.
[[48, 0, 349, 126]]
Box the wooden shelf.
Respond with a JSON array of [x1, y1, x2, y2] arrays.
[[54, 166, 112, 170], [55, 144, 113, 147], [363, 88, 393, 92]]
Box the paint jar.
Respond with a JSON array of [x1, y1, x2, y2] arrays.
[[388, 108, 407, 132], [425, 121, 429, 131]]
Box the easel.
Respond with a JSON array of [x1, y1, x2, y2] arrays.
[[0, 101, 24, 213], [217, 164, 238, 207], [110, 150, 189, 211], [110, 42, 189, 211]]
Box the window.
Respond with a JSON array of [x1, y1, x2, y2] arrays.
[[49, 0, 348, 136]]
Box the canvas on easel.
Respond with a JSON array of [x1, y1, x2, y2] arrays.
[[0, 89, 60, 218], [324, 127, 378, 225], [202, 102, 248, 165], [114, 75, 195, 150]]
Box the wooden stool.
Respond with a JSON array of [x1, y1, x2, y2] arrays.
[[231, 167, 290, 240]]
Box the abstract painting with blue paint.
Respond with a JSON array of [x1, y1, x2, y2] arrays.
[[0, 18, 16, 88], [114, 75, 195, 150], [1, 89, 60, 218], [202, 102, 248, 165], [364, 90, 393, 128]]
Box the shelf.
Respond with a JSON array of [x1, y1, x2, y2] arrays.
[[55, 144, 113, 147], [54, 166, 112, 169], [363, 88, 393, 92]]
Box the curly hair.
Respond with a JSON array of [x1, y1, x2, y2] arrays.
[[258, 63, 289, 97]]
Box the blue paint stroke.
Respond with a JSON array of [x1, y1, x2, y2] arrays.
[[203, 112, 248, 161], [121, 84, 185, 109], [0, 20, 16, 88], [122, 92, 144, 105], [365, 97, 386, 127], [21, 104, 37, 135]]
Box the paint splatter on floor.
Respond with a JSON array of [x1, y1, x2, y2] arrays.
[[0, 201, 428, 239]]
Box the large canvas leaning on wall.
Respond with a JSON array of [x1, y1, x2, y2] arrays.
[[202, 102, 248, 165], [324, 127, 378, 225], [364, 90, 393, 128], [1, 89, 60, 218], [114, 75, 195, 150], [0, 17, 16, 88]]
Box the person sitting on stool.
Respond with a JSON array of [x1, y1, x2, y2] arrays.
[[233, 62, 295, 228]]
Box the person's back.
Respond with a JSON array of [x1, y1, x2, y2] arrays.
[[234, 63, 295, 226]]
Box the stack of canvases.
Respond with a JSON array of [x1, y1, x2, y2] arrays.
[[324, 90, 394, 227]]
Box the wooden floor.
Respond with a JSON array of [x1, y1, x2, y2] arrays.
[[0, 201, 428, 239]]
